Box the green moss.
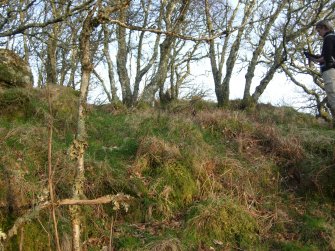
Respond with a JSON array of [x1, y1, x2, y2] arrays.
[[5, 223, 50, 251], [183, 198, 259, 249], [148, 162, 198, 218], [0, 88, 39, 121]]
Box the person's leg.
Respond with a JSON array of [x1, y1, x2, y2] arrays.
[[322, 69, 335, 127]]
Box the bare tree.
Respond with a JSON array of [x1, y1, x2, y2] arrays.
[[243, 1, 288, 103], [141, 0, 192, 103], [205, 0, 241, 107]]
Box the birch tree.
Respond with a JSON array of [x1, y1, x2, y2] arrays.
[[69, 2, 132, 249]]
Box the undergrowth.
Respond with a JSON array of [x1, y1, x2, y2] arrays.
[[0, 88, 335, 250]]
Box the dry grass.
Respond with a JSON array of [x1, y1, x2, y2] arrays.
[[144, 238, 183, 251], [252, 124, 305, 166], [132, 136, 182, 176]]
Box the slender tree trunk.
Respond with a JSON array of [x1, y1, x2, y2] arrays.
[[70, 8, 95, 251], [93, 69, 113, 103], [19, 0, 29, 64], [102, 24, 119, 102], [205, 0, 223, 106], [59, 50, 68, 86], [68, 25, 79, 88], [46, 1, 61, 85], [133, 0, 161, 103], [46, 2, 59, 87], [46, 34, 57, 85], [116, 7, 132, 106], [251, 43, 285, 102], [47, 87, 61, 251]]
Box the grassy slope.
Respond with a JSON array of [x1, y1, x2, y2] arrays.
[[0, 87, 335, 250]]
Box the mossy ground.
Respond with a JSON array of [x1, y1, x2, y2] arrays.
[[0, 88, 335, 250]]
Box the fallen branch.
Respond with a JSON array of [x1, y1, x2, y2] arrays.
[[5, 193, 132, 240], [58, 194, 131, 207]]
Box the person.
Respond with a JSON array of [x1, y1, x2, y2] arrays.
[[304, 20, 335, 126]]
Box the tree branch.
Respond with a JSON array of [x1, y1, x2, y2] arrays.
[[0, 0, 95, 37], [5, 194, 132, 240]]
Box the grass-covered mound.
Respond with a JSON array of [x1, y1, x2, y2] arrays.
[[1, 88, 335, 250]]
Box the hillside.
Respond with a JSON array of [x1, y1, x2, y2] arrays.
[[0, 86, 335, 251]]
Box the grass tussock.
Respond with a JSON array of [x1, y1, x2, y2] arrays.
[[183, 198, 259, 249], [0, 86, 78, 131], [252, 124, 305, 166], [134, 136, 182, 173], [144, 238, 183, 251], [131, 136, 198, 219]]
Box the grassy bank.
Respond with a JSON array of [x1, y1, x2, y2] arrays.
[[0, 87, 335, 250]]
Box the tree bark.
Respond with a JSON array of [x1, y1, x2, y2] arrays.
[[46, 35, 58, 85], [70, 7, 96, 250], [102, 24, 119, 102], [116, 6, 132, 106]]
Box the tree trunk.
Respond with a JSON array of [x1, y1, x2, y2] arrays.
[[244, 1, 287, 101], [221, 1, 255, 106], [19, 0, 29, 64], [141, 0, 191, 103], [116, 7, 132, 106], [205, 0, 240, 107], [133, 0, 161, 103], [46, 35, 57, 85], [67, 25, 79, 88], [70, 8, 95, 251], [102, 24, 119, 102]]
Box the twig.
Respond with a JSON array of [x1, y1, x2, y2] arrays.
[[37, 217, 52, 251], [47, 86, 61, 251], [109, 216, 114, 251], [19, 227, 24, 251]]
